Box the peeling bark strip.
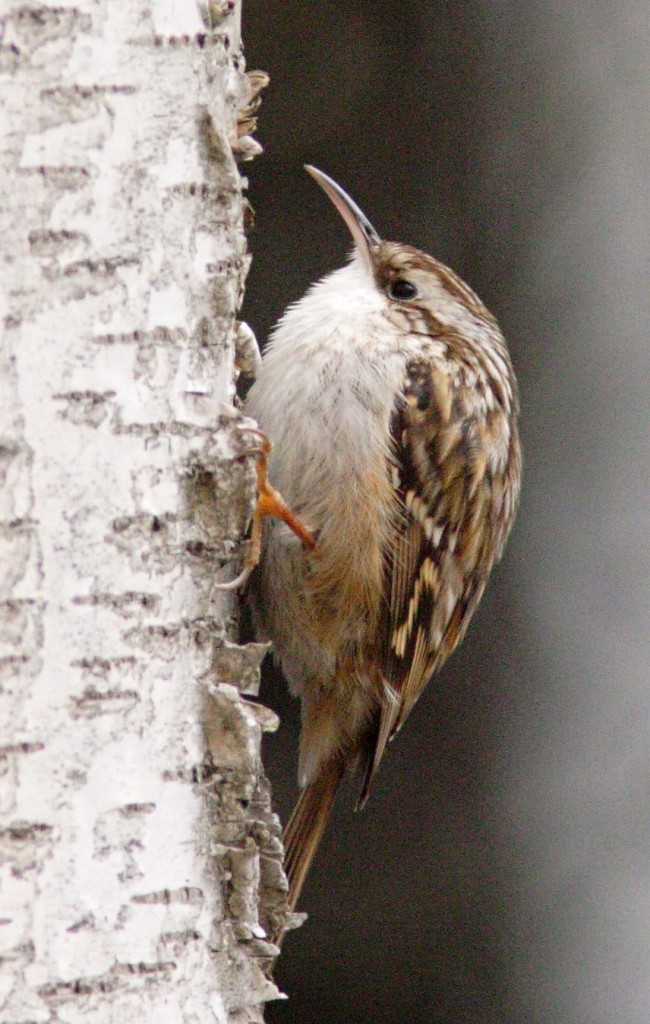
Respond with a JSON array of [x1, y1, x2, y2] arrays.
[[0, 2, 284, 1021]]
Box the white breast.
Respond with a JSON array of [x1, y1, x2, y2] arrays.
[[245, 255, 431, 694], [246, 254, 425, 515]]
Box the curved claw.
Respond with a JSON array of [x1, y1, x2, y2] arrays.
[[214, 561, 255, 592], [215, 427, 315, 592]]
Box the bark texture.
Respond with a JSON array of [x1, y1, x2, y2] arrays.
[[0, 2, 286, 1021]]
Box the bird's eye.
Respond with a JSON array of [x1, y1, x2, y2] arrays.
[[389, 278, 417, 300]]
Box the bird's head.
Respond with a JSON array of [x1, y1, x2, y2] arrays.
[[305, 165, 499, 342]]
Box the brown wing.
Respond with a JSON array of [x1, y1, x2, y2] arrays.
[[358, 357, 519, 805]]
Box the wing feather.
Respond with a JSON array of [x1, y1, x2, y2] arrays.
[[359, 355, 517, 802]]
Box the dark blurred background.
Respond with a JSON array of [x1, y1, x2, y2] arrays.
[[242, 3, 650, 1022]]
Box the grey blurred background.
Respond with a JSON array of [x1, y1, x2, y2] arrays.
[[242, 3, 650, 1022]]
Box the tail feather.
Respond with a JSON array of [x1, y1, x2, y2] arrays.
[[283, 757, 345, 912]]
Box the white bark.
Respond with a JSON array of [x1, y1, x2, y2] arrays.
[[0, 2, 286, 1021]]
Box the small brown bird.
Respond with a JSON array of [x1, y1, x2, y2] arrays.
[[245, 167, 521, 916]]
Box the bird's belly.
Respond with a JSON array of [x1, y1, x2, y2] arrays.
[[273, 421, 392, 651], [246, 336, 429, 686], [249, 397, 394, 690]]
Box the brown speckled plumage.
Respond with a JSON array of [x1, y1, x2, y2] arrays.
[[246, 169, 521, 926]]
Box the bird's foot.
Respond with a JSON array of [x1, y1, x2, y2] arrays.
[[215, 427, 315, 591]]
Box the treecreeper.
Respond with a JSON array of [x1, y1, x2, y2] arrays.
[[242, 166, 521, 922]]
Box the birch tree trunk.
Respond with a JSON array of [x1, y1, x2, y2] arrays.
[[0, 2, 287, 1020]]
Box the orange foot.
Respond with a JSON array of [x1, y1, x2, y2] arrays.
[[215, 428, 315, 591]]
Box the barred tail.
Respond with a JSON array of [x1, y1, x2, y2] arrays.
[[283, 757, 345, 912]]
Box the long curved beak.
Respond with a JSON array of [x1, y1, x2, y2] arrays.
[[305, 165, 381, 265]]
